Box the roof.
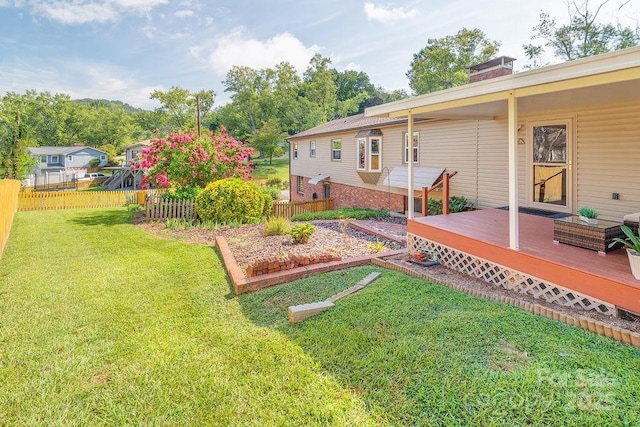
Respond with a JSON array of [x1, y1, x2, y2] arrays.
[[29, 146, 108, 156], [125, 139, 152, 150], [469, 56, 515, 72], [288, 113, 411, 140], [366, 46, 640, 119]]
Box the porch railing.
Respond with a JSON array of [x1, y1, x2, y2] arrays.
[[421, 171, 458, 216]]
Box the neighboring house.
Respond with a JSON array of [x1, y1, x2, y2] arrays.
[[125, 140, 151, 165], [29, 146, 108, 174], [358, 47, 640, 318]]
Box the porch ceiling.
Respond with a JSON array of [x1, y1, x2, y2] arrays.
[[409, 78, 640, 120], [366, 47, 640, 121]]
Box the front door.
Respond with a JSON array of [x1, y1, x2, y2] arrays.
[[529, 120, 573, 213]]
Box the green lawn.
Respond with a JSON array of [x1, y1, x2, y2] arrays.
[[1, 209, 640, 425], [251, 157, 289, 186]]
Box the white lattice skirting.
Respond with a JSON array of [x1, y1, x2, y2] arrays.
[[408, 233, 617, 316]]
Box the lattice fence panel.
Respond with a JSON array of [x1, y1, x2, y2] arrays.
[[409, 233, 616, 316]]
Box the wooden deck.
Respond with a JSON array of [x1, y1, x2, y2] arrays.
[[409, 209, 640, 315]]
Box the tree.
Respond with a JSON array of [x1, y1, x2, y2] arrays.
[[0, 113, 35, 180], [302, 54, 338, 122], [406, 28, 500, 95], [150, 87, 215, 134], [524, 0, 640, 66], [250, 119, 286, 165], [133, 127, 254, 190]]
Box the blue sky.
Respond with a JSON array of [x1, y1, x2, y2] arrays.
[[1, 0, 638, 109]]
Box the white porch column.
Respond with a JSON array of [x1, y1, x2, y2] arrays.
[[508, 92, 519, 250], [407, 112, 414, 219]]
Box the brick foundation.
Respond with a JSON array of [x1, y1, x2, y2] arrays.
[[291, 176, 404, 211]]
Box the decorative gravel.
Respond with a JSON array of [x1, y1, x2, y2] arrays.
[[136, 218, 406, 269]]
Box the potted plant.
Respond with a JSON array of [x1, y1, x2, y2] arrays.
[[577, 206, 599, 225], [609, 225, 640, 280]]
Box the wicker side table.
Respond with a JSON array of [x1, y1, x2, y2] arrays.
[[553, 216, 625, 254]]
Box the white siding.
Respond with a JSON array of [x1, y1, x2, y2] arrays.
[[575, 104, 640, 221], [477, 119, 509, 209]]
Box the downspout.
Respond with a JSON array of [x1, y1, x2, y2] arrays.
[[407, 112, 414, 219], [508, 92, 519, 250]]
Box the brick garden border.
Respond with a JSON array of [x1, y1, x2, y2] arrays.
[[215, 235, 405, 295]]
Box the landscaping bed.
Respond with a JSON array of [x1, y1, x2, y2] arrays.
[[135, 215, 406, 270]]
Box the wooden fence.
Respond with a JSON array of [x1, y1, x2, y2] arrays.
[[143, 197, 334, 222], [272, 199, 334, 219], [1, 179, 21, 260], [18, 190, 149, 211], [145, 197, 197, 222]]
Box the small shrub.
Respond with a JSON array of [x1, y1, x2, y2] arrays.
[[166, 218, 192, 230], [291, 208, 389, 221], [290, 223, 315, 244], [264, 217, 291, 236], [427, 198, 443, 216], [127, 203, 143, 212], [367, 241, 387, 253], [449, 196, 473, 213], [195, 178, 266, 225], [262, 186, 281, 201], [89, 158, 101, 168], [163, 187, 202, 201], [266, 177, 283, 187]]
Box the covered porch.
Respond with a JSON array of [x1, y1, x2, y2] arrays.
[[408, 209, 640, 316]]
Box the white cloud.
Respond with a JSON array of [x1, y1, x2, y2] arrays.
[[364, 2, 417, 22], [175, 9, 193, 18], [206, 28, 321, 76], [33, 1, 118, 24], [343, 62, 361, 71], [27, 0, 167, 24]]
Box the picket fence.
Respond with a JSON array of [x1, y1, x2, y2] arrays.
[[1, 179, 21, 260], [144, 197, 334, 222], [18, 190, 149, 211]]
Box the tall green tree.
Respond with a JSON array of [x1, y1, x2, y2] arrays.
[[150, 86, 215, 134], [302, 54, 338, 122], [0, 112, 35, 180], [406, 28, 500, 95], [524, 0, 639, 66]]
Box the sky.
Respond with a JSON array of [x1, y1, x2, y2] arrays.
[[1, 0, 639, 110]]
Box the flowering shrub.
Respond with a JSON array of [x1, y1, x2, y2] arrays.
[[195, 178, 269, 225], [133, 127, 253, 190]]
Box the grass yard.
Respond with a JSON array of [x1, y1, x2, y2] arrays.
[[1, 208, 640, 425], [251, 156, 289, 185]]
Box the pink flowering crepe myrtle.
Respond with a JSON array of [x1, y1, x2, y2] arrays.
[[132, 127, 254, 190]]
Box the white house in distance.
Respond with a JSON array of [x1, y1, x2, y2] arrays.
[[291, 47, 640, 319]]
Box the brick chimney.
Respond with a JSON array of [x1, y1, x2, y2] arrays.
[[469, 56, 515, 83]]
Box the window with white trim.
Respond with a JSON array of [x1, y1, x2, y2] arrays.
[[100, 154, 107, 161], [357, 138, 366, 170], [310, 141, 316, 157], [331, 139, 342, 161], [51, 155, 59, 163], [356, 136, 382, 172], [404, 132, 419, 164], [40, 156, 47, 163], [369, 137, 381, 172], [296, 176, 304, 194], [67, 155, 73, 162], [293, 142, 298, 160]]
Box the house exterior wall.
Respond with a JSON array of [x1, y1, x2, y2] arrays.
[[291, 102, 640, 220], [290, 175, 405, 211], [64, 148, 107, 168], [574, 104, 640, 221]]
